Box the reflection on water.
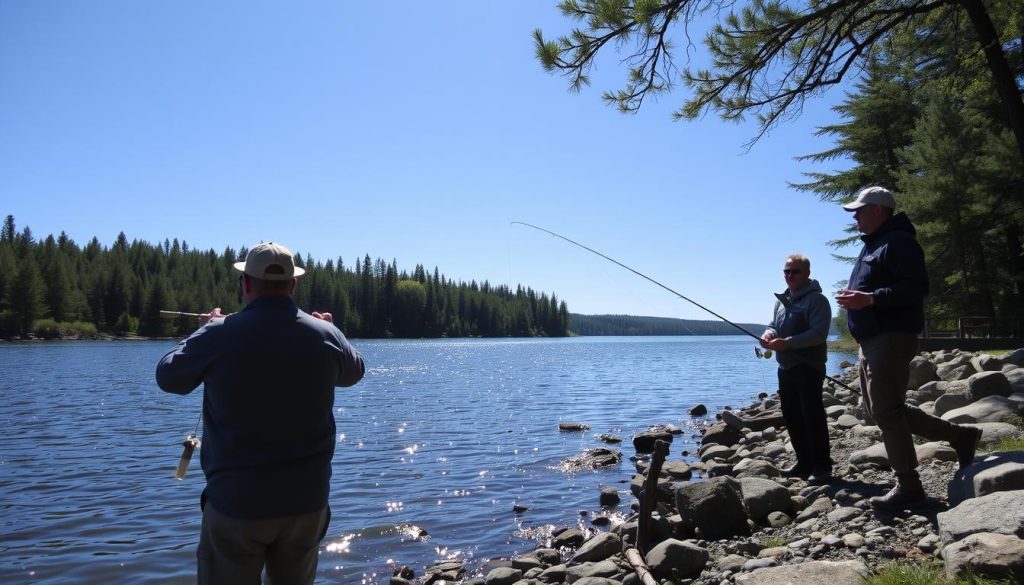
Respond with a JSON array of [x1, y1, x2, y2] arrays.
[[0, 337, 855, 583]]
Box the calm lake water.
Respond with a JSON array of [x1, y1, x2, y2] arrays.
[[0, 336, 855, 584]]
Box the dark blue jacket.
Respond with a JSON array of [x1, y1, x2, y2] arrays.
[[846, 212, 929, 341], [156, 295, 365, 519]]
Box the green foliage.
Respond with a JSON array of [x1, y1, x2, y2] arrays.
[[32, 319, 100, 340], [866, 561, 1015, 585], [0, 215, 572, 339], [570, 314, 764, 335], [988, 435, 1024, 452], [536, 0, 1024, 151]]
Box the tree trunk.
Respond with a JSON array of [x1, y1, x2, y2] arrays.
[[959, 0, 1024, 162]]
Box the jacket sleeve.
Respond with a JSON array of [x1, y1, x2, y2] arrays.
[[786, 293, 832, 349], [873, 236, 929, 307], [332, 331, 366, 388], [765, 300, 781, 338], [155, 326, 220, 395]]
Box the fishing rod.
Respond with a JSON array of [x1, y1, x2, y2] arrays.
[[159, 310, 204, 318], [510, 221, 857, 393]]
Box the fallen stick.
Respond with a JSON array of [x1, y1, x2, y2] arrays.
[[625, 548, 659, 585]]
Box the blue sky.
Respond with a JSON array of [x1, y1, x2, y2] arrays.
[[0, 1, 860, 325]]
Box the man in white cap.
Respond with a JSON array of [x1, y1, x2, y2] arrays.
[[836, 188, 980, 510], [156, 241, 365, 584]]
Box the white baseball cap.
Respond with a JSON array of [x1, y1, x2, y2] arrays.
[[233, 242, 305, 280], [843, 186, 896, 211]]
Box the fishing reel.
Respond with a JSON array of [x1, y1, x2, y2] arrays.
[[174, 434, 201, 480], [754, 347, 773, 359]]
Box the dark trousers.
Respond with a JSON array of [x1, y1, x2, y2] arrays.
[[778, 364, 831, 471]]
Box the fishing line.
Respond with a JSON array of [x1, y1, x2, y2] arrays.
[[510, 221, 857, 393]]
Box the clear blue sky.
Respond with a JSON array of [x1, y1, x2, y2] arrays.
[[0, 1, 859, 325]]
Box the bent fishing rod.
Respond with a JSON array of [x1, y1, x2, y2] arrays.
[[510, 221, 857, 394]]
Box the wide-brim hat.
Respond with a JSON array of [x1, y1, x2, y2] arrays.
[[233, 242, 305, 280]]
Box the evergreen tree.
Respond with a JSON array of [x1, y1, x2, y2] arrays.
[[8, 255, 47, 336]]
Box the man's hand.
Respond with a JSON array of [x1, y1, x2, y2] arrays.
[[198, 307, 224, 327], [759, 331, 775, 349], [763, 337, 791, 351], [312, 311, 333, 323], [836, 289, 873, 310]]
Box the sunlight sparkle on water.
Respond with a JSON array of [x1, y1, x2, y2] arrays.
[[386, 501, 404, 512], [325, 533, 355, 553]]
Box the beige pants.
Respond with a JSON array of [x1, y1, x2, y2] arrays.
[[858, 331, 961, 475], [198, 503, 329, 585]]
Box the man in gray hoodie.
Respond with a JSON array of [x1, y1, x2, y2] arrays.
[[761, 254, 833, 483]]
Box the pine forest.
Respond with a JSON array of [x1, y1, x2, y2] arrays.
[[0, 215, 570, 340]]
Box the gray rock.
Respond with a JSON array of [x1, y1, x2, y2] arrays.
[[484, 567, 522, 585], [738, 477, 792, 522], [537, 564, 567, 583], [795, 496, 834, 522], [917, 533, 941, 553], [552, 528, 585, 549], [632, 430, 672, 453], [734, 459, 781, 479], [741, 558, 779, 572], [674, 476, 750, 539], [690, 403, 708, 416], [1003, 349, 1024, 366], [975, 422, 1024, 446], [571, 532, 622, 563], [938, 361, 975, 382], [702, 422, 744, 447], [700, 444, 736, 462], [966, 371, 1013, 402], [849, 443, 890, 470], [836, 414, 861, 429], [767, 511, 792, 527], [826, 506, 861, 523], [915, 441, 957, 463], [572, 578, 621, 585], [565, 560, 621, 583], [943, 532, 1024, 582], [851, 424, 882, 440], [938, 489, 1024, 544], [718, 554, 747, 573], [909, 356, 939, 389], [599, 487, 620, 507], [734, 560, 869, 585], [942, 395, 1019, 424], [644, 538, 709, 580], [972, 354, 1007, 373], [934, 390, 971, 417], [661, 460, 692, 480], [916, 381, 944, 402], [842, 533, 866, 548]]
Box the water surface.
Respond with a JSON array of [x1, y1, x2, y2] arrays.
[[0, 336, 854, 583]]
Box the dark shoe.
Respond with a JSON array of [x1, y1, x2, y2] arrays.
[[807, 468, 832, 485], [953, 426, 983, 469], [782, 463, 810, 478], [869, 485, 928, 510]]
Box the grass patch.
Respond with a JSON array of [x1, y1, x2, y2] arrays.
[[760, 536, 788, 548], [987, 436, 1024, 453], [828, 338, 859, 353], [866, 562, 1015, 584]]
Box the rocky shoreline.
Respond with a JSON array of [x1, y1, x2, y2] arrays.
[[394, 348, 1024, 585]]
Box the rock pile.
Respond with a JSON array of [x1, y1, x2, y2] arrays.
[[393, 348, 1024, 584]]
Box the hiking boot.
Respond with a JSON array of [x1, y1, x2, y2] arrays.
[[953, 425, 983, 469], [870, 485, 928, 510], [720, 410, 746, 431]]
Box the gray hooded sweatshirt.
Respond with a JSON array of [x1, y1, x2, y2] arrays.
[[765, 279, 832, 370]]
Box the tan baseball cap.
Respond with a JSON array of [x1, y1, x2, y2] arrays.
[[233, 242, 305, 280], [843, 186, 896, 211]]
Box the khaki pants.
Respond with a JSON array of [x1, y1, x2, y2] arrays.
[[858, 331, 960, 475], [198, 503, 329, 585]]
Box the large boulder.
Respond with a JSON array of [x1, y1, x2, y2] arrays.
[[644, 538, 709, 581], [734, 560, 870, 585], [943, 532, 1024, 582], [738, 477, 792, 522], [908, 356, 939, 389], [938, 359, 975, 382], [934, 388, 971, 416], [938, 489, 1024, 544], [942, 395, 1019, 424], [966, 371, 1013, 402], [701, 422, 744, 447], [571, 532, 622, 563], [948, 452, 1024, 506], [674, 476, 749, 539], [632, 429, 673, 453], [972, 354, 1007, 373], [1003, 349, 1024, 367]]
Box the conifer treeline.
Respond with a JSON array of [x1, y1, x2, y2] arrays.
[[0, 215, 570, 339]]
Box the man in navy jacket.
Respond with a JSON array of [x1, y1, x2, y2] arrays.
[[837, 187, 980, 510], [157, 242, 365, 584]]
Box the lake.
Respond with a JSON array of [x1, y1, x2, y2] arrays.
[[0, 336, 855, 584]]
